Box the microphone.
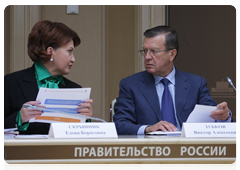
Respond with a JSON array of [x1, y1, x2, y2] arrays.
[[226, 77, 236, 91], [23, 104, 107, 122]]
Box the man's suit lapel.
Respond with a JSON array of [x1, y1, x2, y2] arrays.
[[139, 71, 161, 121], [18, 65, 39, 101], [175, 68, 191, 121]]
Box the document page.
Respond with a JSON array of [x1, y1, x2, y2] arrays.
[[147, 131, 181, 136], [29, 87, 91, 123], [186, 104, 217, 123], [14, 135, 49, 139]]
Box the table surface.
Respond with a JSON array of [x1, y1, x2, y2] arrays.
[[4, 135, 238, 146]]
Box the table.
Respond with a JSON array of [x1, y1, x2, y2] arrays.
[[4, 135, 236, 164]]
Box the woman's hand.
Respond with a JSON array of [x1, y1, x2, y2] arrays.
[[21, 101, 44, 124], [76, 99, 93, 117]]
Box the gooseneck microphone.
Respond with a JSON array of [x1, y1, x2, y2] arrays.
[[226, 77, 236, 91]]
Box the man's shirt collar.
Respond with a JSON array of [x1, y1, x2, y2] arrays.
[[153, 66, 176, 85]]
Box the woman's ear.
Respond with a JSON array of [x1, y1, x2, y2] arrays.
[[46, 47, 53, 55]]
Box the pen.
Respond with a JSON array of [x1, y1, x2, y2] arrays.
[[22, 104, 106, 122]]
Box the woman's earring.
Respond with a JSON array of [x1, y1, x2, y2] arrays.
[[50, 58, 53, 61]]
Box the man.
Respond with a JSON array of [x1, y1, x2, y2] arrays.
[[113, 25, 232, 135]]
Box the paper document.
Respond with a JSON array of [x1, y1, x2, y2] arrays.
[[147, 104, 217, 135], [147, 131, 181, 136], [4, 128, 19, 139], [4, 128, 18, 133], [14, 135, 49, 139], [186, 104, 217, 123], [30, 87, 91, 123]]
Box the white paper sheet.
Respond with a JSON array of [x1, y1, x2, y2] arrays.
[[147, 131, 181, 136], [14, 135, 49, 139], [4, 128, 18, 132], [30, 87, 91, 123], [4, 128, 19, 139], [147, 104, 218, 135], [186, 104, 217, 123]]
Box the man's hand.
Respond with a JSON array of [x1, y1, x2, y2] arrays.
[[145, 121, 178, 134], [210, 101, 230, 121]]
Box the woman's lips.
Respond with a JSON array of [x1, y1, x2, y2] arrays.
[[69, 65, 72, 69]]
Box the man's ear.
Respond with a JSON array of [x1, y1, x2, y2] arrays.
[[169, 49, 177, 61]]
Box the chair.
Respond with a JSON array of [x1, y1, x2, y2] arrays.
[[110, 98, 116, 122]]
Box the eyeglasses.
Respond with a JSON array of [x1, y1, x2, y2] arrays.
[[138, 48, 173, 57]]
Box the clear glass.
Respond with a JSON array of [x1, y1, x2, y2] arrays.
[[138, 49, 173, 57]]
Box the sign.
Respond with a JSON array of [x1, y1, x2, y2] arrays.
[[181, 123, 236, 137], [48, 123, 118, 138], [5, 143, 236, 163]]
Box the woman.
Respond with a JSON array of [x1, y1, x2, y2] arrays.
[[4, 20, 93, 134]]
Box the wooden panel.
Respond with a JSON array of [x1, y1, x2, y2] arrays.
[[41, 5, 106, 120], [4, 137, 236, 164], [107, 6, 136, 121], [169, 5, 236, 121]]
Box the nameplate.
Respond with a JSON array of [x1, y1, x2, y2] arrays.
[[181, 123, 236, 138], [48, 123, 118, 138]]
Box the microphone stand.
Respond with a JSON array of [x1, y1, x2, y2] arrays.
[[226, 77, 236, 91]]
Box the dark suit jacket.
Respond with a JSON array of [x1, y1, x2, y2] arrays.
[[4, 64, 81, 134], [113, 68, 218, 135]]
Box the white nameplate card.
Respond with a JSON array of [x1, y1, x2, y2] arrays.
[[181, 123, 236, 138], [48, 123, 118, 138]]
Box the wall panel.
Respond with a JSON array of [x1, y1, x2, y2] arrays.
[[169, 5, 236, 121]]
